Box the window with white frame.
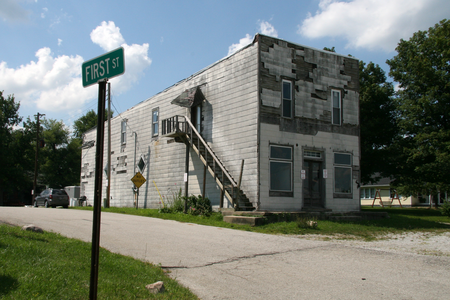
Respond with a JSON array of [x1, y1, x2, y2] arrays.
[[282, 80, 293, 118], [361, 188, 376, 199], [332, 90, 341, 125], [270, 145, 292, 192], [121, 120, 127, 145], [334, 153, 351, 194], [304, 150, 321, 159], [152, 108, 159, 137]]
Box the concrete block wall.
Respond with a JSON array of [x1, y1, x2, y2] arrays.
[[257, 35, 360, 212], [259, 123, 360, 212]]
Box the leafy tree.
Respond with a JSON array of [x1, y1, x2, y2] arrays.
[[40, 119, 81, 187], [323, 46, 336, 52], [386, 19, 450, 203], [359, 61, 397, 183], [9, 120, 37, 201], [42, 119, 69, 149], [73, 109, 113, 138], [0, 92, 23, 204], [73, 110, 97, 138]]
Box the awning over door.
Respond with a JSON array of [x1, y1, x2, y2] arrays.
[[171, 86, 205, 108]]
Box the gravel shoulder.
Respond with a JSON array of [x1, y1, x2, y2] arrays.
[[302, 231, 450, 256]]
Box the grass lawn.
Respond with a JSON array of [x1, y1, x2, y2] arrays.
[[0, 224, 198, 299], [74, 206, 450, 240]]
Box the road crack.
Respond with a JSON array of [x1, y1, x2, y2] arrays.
[[161, 244, 331, 269]]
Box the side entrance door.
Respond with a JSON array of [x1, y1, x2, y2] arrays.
[[191, 104, 202, 134], [303, 160, 323, 208]]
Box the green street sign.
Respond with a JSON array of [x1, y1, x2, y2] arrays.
[[82, 47, 125, 88]]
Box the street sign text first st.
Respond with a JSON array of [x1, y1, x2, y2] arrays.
[[82, 47, 125, 88]]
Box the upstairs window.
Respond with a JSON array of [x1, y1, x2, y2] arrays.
[[332, 90, 341, 125], [152, 108, 159, 137], [282, 80, 293, 118], [121, 120, 127, 145]]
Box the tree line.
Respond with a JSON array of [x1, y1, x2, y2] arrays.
[[1, 19, 449, 205], [0, 94, 101, 205]]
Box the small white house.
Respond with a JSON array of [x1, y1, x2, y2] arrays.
[[360, 176, 448, 207], [81, 34, 360, 212]]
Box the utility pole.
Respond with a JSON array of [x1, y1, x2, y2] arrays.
[[32, 113, 44, 205]]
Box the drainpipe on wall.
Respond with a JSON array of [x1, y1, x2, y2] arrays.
[[184, 140, 189, 213]]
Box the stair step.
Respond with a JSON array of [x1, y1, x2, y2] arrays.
[[187, 127, 254, 211], [223, 216, 263, 226]]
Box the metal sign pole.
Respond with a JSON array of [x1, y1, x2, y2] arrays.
[[106, 82, 111, 208], [89, 80, 107, 300], [82, 47, 124, 299]]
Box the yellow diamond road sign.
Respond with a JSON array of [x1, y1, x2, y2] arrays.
[[131, 172, 146, 189]]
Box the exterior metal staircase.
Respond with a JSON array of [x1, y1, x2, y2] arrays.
[[161, 115, 254, 211]]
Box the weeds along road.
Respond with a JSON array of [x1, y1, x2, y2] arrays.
[[2, 206, 450, 300]]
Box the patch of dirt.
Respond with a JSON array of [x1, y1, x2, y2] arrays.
[[303, 232, 450, 256]]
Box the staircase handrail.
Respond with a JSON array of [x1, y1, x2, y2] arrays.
[[161, 115, 186, 136], [184, 116, 237, 188]]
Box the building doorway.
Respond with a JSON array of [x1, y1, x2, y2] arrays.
[[191, 104, 202, 134], [303, 160, 323, 208]]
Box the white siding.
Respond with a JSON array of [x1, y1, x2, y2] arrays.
[[81, 44, 259, 209]]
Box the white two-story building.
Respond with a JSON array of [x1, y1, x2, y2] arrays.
[[81, 34, 360, 212]]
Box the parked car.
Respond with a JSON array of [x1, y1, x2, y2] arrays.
[[34, 188, 70, 208]]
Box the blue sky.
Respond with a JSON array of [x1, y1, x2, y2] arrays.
[[1, 0, 449, 131]]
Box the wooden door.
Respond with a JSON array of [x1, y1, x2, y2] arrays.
[[303, 160, 323, 207]]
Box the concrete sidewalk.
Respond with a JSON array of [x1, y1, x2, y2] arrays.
[[2, 206, 450, 299]]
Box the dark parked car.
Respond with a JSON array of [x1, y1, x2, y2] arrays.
[[34, 188, 70, 208]]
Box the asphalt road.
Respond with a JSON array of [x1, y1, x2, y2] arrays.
[[1, 206, 450, 299]]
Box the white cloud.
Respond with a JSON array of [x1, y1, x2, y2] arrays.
[[298, 0, 450, 52], [89, 21, 152, 93], [58, 38, 62, 46], [0, 21, 152, 119], [41, 7, 47, 18], [228, 20, 278, 55], [0, 48, 95, 112], [91, 21, 125, 51], [227, 34, 253, 56], [259, 21, 278, 37], [118, 43, 152, 91]]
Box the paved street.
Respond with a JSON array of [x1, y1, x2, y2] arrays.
[[1, 207, 450, 299]]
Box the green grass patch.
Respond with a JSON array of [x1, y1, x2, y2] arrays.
[[74, 206, 450, 240], [76, 206, 246, 229], [0, 224, 198, 299]]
